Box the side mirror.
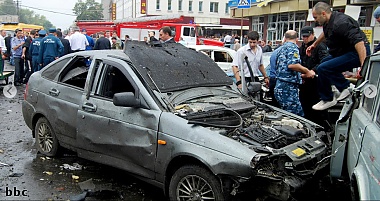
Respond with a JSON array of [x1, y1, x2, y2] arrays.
[[113, 92, 141, 108], [247, 82, 261, 93]]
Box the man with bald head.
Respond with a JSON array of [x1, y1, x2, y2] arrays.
[[274, 30, 314, 116], [307, 2, 370, 110]]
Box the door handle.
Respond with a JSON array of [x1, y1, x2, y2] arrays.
[[358, 127, 364, 137], [82, 102, 97, 112], [49, 88, 60, 96]]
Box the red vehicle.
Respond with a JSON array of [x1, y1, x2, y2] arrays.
[[76, 16, 224, 47]]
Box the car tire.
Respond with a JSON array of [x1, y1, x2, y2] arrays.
[[169, 165, 226, 201], [35, 117, 60, 156]]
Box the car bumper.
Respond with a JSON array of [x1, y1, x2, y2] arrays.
[[22, 100, 35, 132]]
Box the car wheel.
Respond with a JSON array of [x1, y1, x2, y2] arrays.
[[169, 165, 225, 201], [35, 117, 59, 156]]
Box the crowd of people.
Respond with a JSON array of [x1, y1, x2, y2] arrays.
[[0, 25, 179, 86], [232, 2, 379, 131]]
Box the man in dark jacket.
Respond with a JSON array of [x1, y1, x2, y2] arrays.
[[299, 26, 330, 130], [38, 28, 64, 68], [5, 33, 12, 61], [56, 30, 71, 56], [22, 29, 36, 83], [29, 30, 46, 72], [308, 2, 370, 110], [94, 32, 111, 50], [159, 26, 176, 43]]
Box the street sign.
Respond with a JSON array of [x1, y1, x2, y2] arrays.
[[237, 0, 251, 9]]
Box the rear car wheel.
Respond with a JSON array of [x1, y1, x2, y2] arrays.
[[169, 165, 225, 201], [35, 117, 59, 156]]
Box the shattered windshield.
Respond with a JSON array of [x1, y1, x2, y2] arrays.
[[124, 41, 232, 93]]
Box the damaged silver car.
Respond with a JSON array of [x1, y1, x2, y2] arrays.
[[22, 42, 330, 201]]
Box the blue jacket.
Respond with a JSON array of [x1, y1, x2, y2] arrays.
[[85, 34, 94, 50], [29, 37, 43, 58], [38, 34, 64, 64]]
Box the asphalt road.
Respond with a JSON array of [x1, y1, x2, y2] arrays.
[[0, 62, 351, 201]]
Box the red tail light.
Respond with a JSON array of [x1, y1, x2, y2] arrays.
[[24, 83, 28, 100]]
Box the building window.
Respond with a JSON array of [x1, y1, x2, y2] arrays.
[[252, 16, 264, 40], [225, 3, 229, 14], [156, 0, 160, 10], [189, 1, 193, 12], [179, 0, 183, 11], [266, 12, 305, 43], [199, 1, 203, 12], [210, 2, 218, 13], [168, 0, 172, 10]]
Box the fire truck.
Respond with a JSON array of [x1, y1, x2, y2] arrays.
[[76, 15, 224, 47]]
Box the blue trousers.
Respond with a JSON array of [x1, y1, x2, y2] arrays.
[[317, 44, 370, 101], [32, 56, 39, 72], [274, 80, 304, 117]]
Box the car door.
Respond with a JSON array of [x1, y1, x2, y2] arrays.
[[347, 59, 380, 200], [76, 57, 161, 179], [181, 26, 196, 45], [52, 55, 91, 144]]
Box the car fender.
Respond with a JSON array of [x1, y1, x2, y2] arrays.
[[155, 112, 256, 181], [352, 164, 371, 200]]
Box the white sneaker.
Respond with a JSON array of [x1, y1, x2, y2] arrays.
[[312, 99, 338, 110], [337, 88, 350, 101]]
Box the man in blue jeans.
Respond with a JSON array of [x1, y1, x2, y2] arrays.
[[307, 2, 371, 110]]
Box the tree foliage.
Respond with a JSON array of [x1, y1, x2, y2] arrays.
[[0, 0, 53, 30], [73, 0, 103, 20]]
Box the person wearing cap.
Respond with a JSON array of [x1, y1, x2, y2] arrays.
[[233, 39, 241, 51], [299, 26, 330, 130], [373, 6, 380, 53], [82, 28, 94, 50], [274, 30, 314, 116], [29, 30, 46, 72], [69, 26, 89, 52], [38, 28, 64, 68], [307, 2, 370, 110]]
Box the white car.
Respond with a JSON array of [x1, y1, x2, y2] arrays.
[[187, 45, 236, 77]]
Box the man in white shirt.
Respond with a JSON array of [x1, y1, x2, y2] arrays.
[[232, 31, 269, 89], [0, 30, 7, 71], [69, 26, 89, 52]]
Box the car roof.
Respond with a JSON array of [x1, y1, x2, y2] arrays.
[[124, 41, 232, 92]]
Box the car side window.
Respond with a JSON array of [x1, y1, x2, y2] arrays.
[[58, 57, 91, 89], [362, 61, 380, 114], [95, 64, 134, 99], [214, 51, 227, 62], [41, 58, 71, 80]]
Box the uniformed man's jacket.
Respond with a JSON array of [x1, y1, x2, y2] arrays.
[[299, 38, 329, 72], [29, 38, 42, 57], [38, 34, 64, 64], [276, 42, 301, 85]]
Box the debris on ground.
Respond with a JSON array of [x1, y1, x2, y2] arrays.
[[72, 175, 80, 180], [78, 178, 95, 191], [9, 172, 24, 177], [44, 171, 53, 175], [61, 163, 82, 170]]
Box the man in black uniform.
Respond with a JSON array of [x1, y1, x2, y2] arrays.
[[299, 26, 330, 130], [94, 32, 111, 50], [308, 2, 370, 110]]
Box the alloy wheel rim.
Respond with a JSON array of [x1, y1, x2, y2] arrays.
[[37, 123, 53, 153], [176, 175, 215, 201]]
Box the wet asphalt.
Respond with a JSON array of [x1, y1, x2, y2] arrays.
[[0, 62, 351, 201]]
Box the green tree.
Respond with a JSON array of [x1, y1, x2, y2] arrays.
[[73, 0, 103, 20], [0, 0, 17, 15]]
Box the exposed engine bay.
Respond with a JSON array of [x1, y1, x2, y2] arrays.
[[174, 96, 330, 181]]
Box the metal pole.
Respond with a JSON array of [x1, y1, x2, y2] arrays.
[[240, 9, 243, 46]]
